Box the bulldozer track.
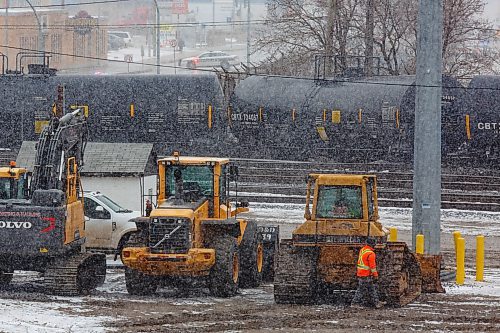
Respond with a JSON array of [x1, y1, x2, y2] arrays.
[[378, 242, 422, 307], [274, 241, 318, 304], [44, 252, 106, 296], [230, 158, 500, 212]]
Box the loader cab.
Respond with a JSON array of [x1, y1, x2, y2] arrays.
[[305, 174, 379, 222], [0, 165, 29, 200], [157, 155, 238, 219]]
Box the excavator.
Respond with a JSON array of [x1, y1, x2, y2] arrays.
[[0, 105, 106, 295], [274, 174, 443, 306], [121, 153, 279, 297]]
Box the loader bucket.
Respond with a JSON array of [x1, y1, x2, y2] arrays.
[[415, 254, 445, 293]]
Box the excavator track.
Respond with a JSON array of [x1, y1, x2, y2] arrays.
[[274, 240, 318, 304], [378, 242, 422, 307], [44, 252, 106, 296]]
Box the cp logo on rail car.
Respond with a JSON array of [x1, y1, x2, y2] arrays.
[[0, 221, 33, 229]]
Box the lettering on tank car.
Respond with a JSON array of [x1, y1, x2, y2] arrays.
[[441, 95, 456, 105], [147, 112, 166, 132], [231, 113, 260, 125], [177, 99, 206, 124], [101, 115, 125, 131], [477, 122, 499, 131]]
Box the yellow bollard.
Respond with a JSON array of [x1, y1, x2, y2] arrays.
[[416, 234, 424, 254], [389, 227, 398, 242], [453, 231, 461, 253], [456, 237, 465, 285], [476, 235, 484, 282]]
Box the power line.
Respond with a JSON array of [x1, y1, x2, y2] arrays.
[[1, 44, 499, 92], [5, 0, 133, 9]]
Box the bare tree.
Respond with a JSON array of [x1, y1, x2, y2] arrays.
[[255, 0, 498, 77]]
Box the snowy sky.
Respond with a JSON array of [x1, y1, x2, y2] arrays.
[[484, 0, 500, 22]]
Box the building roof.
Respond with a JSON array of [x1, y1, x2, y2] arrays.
[[16, 141, 155, 176]]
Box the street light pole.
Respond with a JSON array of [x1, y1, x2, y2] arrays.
[[24, 0, 44, 62], [152, 0, 160, 74], [246, 0, 250, 66]]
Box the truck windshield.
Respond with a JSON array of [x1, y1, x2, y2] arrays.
[[166, 165, 213, 197], [316, 185, 363, 219], [96, 194, 131, 213], [0, 177, 27, 200]]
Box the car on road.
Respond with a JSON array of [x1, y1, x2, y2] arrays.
[[108, 34, 126, 50], [83, 192, 139, 254], [108, 31, 132, 46], [179, 51, 240, 70]]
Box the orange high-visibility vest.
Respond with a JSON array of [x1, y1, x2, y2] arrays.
[[356, 245, 378, 277]]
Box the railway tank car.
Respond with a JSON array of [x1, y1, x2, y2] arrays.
[[0, 74, 226, 154], [461, 75, 500, 162], [228, 75, 465, 161]]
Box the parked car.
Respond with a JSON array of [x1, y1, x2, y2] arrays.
[[83, 191, 139, 254], [108, 33, 126, 50], [108, 31, 132, 46], [179, 51, 239, 70]]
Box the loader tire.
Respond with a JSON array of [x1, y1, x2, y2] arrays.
[[125, 267, 158, 296], [208, 235, 239, 297], [239, 221, 264, 288]]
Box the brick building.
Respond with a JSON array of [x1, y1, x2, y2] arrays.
[[0, 3, 107, 72]]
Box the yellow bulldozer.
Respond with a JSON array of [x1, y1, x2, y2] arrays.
[[121, 153, 279, 296], [274, 173, 443, 306]]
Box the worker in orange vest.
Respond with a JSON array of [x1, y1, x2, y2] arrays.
[[351, 237, 387, 309]]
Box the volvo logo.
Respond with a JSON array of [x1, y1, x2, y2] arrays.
[[0, 221, 33, 229]]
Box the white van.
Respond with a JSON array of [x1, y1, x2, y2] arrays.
[[83, 191, 139, 254], [108, 31, 132, 46]]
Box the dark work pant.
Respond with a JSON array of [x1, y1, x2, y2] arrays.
[[351, 276, 379, 305]]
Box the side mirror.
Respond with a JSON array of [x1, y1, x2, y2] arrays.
[[229, 165, 239, 181], [95, 206, 104, 212]]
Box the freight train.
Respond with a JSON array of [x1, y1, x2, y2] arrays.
[[0, 71, 498, 164], [0, 73, 227, 155]]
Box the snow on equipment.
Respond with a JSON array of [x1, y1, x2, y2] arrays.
[[274, 174, 443, 306], [0, 98, 106, 295], [121, 152, 279, 297]]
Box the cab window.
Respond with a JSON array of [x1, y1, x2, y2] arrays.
[[316, 185, 363, 219], [0, 178, 26, 200], [166, 165, 214, 197], [84, 197, 111, 219]]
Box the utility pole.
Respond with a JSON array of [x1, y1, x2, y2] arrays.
[[246, 0, 250, 66], [412, 0, 443, 255], [325, 0, 336, 75], [364, 0, 374, 76], [3, 0, 8, 57], [24, 0, 44, 64]]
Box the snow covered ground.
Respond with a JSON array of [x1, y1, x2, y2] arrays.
[[0, 203, 498, 332]]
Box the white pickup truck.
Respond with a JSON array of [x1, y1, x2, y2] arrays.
[[83, 192, 139, 254]]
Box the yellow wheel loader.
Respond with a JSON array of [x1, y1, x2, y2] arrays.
[[121, 153, 279, 297], [274, 174, 443, 306]]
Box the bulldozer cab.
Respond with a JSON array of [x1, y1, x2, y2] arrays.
[[0, 163, 29, 200], [306, 174, 378, 222]]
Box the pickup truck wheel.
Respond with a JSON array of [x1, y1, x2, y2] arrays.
[[221, 60, 230, 70], [125, 267, 158, 296], [208, 235, 239, 297], [239, 221, 264, 288], [115, 233, 132, 261]]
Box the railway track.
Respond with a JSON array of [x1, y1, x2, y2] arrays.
[[230, 158, 500, 212]]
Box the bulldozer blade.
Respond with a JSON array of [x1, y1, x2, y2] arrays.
[[415, 254, 445, 293]]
